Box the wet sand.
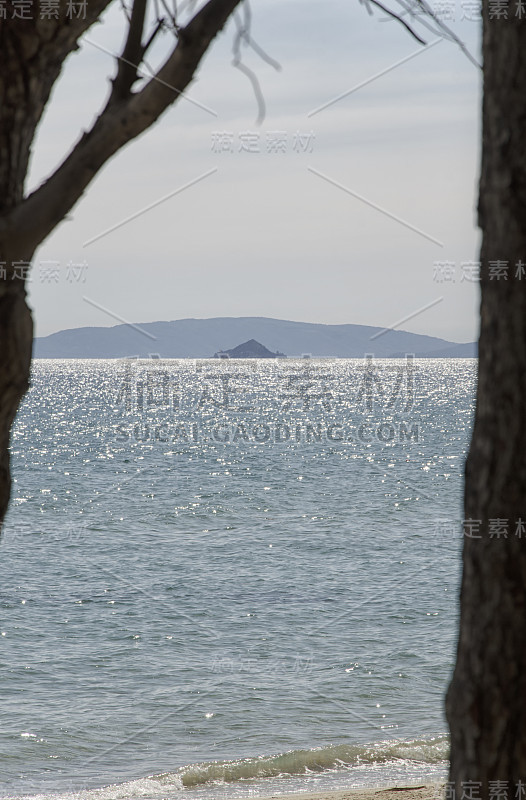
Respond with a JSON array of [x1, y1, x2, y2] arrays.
[[238, 784, 442, 800]]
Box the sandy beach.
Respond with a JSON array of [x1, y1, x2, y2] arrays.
[[237, 785, 442, 800]]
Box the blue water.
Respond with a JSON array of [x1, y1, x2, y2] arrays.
[[0, 358, 475, 800]]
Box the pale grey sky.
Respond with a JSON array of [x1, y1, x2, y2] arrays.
[[28, 0, 481, 342]]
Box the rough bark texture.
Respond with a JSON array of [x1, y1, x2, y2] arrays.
[[0, 0, 242, 532], [446, 3, 526, 791], [0, 277, 33, 533], [0, 5, 114, 216]]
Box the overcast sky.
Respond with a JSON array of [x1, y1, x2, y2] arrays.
[[27, 0, 481, 343]]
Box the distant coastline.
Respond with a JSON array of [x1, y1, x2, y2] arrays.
[[33, 316, 477, 359]]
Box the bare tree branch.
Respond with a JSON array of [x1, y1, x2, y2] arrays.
[[0, 0, 116, 214], [111, 0, 149, 100], [141, 18, 167, 58], [358, 0, 480, 69], [364, 0, 427, 44], [45, 0, 117, 53], [158, 0, 179, 30], [412, 0, 481, 68], [3, 0, 243, 252], [232, 0, 280, 124]]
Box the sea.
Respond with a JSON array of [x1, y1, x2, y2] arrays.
[[0, 357, 476, 800]]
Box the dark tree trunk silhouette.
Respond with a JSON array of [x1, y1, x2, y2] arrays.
[[0, 0, 242, 530], [446, 3, 526, 790]]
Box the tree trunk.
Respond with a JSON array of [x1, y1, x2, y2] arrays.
[[446, 5, 526, 792], [0, 21, 42, 531], [0, 274, 33, 531]]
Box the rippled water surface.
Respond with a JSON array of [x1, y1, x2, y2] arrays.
[[0, 358, 476, 799]]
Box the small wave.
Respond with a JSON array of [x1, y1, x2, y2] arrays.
[[175, 735, 448, 788], [8, 737, 448, 800]]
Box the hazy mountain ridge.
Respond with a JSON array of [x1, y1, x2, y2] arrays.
[[33, 316, 477, 358]]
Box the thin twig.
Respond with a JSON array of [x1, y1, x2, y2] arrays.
[[367, 0, 427, 43], [231, 0, 281, 124]]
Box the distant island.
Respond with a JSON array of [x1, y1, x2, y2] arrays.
[[214, 339, 286, 359], [33, 316, 477, 359]]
